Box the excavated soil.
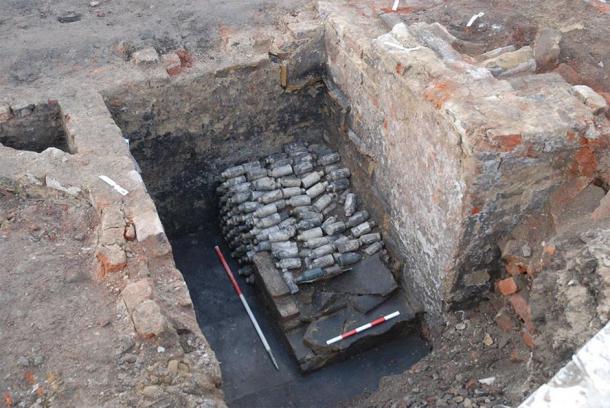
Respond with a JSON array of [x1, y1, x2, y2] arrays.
[[0, 190, 116, 406]]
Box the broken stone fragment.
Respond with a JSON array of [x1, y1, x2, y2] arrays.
[[327, 253, 397, 297], [121, 279, 153, 312], [254, 252, 290, 297], [573, 85, 608, 114], [131, 300, 167, 337], [481, 46, 536, 77], [161, 52, 182, 76], [131, 47, 160, 65], [533, 27, 561, 71], [96, 243, 127, 277]]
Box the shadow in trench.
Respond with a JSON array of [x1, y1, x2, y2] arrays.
[[171, 217, 429, 408]]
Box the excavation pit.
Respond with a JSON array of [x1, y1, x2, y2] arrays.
[[104, 58, 429, 404], [0, 101, 71, 153]]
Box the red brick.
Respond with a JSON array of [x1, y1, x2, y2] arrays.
[[497, 277, 518, 296]]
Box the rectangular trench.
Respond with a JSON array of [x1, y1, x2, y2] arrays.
[[103, 57, 429, 406]]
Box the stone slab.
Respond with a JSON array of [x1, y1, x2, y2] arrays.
[[303, 290, 414, 355], [349, 294, 387, 314], [324, 253, 397, 297]]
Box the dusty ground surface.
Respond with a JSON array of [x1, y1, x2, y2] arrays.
[[0, 0, 308, 93], [0, 190, 107, 407], [0, 188, 226, 407], [350, 297, 531, 407]]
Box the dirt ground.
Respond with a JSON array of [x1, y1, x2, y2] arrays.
[[0, 0, 309, 92], [0, 190, 119, 406], [350, 297, 532, 407]]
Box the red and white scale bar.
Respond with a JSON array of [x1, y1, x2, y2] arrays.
[[326, 311, 401, 345]]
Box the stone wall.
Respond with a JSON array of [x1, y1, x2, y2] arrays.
[[103, 55, 327, 237], [319, 1, 608, 319]]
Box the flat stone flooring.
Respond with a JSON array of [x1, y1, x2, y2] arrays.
[[171, 220, 429, 407]]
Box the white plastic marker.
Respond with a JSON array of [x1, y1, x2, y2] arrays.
[[214, 245, 279, 370], [392, 0, 400, 11], [99, 175, 129, 196], [326, 311, 401, 345], [466, 12, 485, 27]]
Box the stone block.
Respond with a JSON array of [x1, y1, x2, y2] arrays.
[[481, 46, 536, 77], [121, 279, 153, 312], [132, 299, 167, 337], [131, 47, 159, 65], [573, 85, 608, 114], [96, 243, 127, 277], [161, 52, 182, 76], [133, 207, 165, 241], [326, 253, 397, 297], [533, 27, 561, 71]]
